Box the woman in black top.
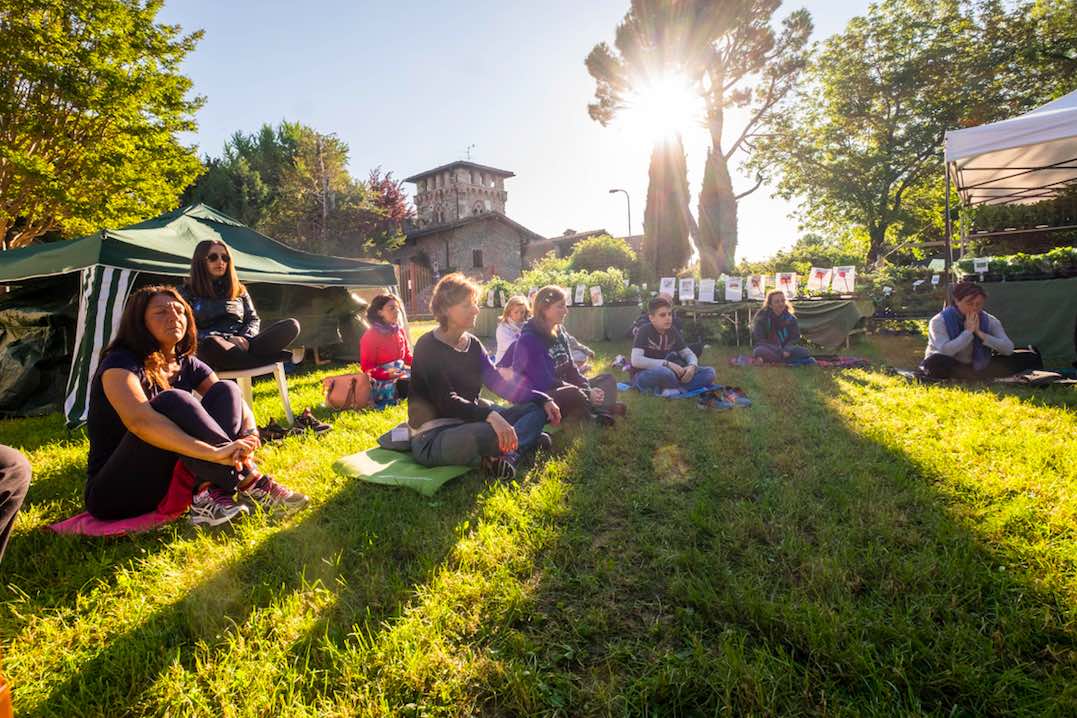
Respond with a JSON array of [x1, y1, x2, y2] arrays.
[[85, 286, 307, 526], [179, 240, 301, 371], [408, 273, 560, 480]]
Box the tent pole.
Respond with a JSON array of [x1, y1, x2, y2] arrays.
[[944, 161, 953, 297]]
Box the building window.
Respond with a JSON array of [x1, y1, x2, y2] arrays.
[[473, 250, 483, 268]]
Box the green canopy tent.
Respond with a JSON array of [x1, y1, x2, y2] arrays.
[[0, 204, 398, 427]]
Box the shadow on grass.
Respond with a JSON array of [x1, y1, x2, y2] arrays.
[[23, 466, 491, 717], [475, 367, 1077, 715]]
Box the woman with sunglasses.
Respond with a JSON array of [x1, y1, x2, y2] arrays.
[[179, 240, 301, 371]]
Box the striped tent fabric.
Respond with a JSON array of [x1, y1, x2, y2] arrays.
[[64, 266, 136, 428]]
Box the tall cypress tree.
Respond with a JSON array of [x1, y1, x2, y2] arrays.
[[642, 134, 692, 282]]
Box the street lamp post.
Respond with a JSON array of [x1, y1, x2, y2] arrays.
[[608, 188, 632, 239]]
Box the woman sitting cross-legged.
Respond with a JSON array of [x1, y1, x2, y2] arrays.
[[920, 281, 1042, 380], [752, 290, 813, 364], [408, 273, 561, 480], [509, 285, 624, 424], [494, 295, 529, 364], [360, 293, 412, 406], [84, 286, 308, 527], [179, 239, 301, 372]]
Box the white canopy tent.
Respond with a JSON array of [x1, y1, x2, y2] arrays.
[[943, 90, 1077, 269], [946, 89, 1077, 207]]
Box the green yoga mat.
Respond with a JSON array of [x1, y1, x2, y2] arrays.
[[334, 448, 470, 496]]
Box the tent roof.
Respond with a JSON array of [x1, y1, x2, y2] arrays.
[[0, 204, 398, 287], [945, 90, 1077, 207]]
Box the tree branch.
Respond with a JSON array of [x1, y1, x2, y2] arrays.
[[734, 175, 765, 200]]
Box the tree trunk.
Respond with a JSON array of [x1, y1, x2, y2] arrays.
[[698, 119, 738, 276], [867, 225, 887, 265]]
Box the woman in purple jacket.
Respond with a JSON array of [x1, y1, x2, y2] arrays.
[[510, 286, 623, 424]]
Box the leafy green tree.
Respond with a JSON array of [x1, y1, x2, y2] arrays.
[[750, 0, 1073, 264], [567, 233, 637, 274], [0, 0, 203, 249], [642, 135, 693, 281]]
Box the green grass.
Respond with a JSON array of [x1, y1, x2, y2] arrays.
[[1, 328, 1075, 716]]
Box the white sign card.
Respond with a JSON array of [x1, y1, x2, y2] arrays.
[[678, 277, 695, 301], [487, 289, 496, 307], [564, 287, 572, 305], [747, 275, 766, 300], [575, 284, 586, 304], [912, 278, 926, 290], [528, 287, 538, 302], [698, 278, 716, 303], [973, 257, 990, 274], [776, 272, 798, 298], [589, 286, 604, 306], [807, 267, 833, 292], [725, 276, 744, 302], [882, 286, 894, 296], [659, 277, 676, 297], [832, 266, 856, 293], [499, 290, 508, 306], [931, 274, 941, 286]]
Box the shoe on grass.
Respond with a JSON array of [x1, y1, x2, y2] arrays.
[[189, 487, 249, 527], [258, 418, 289, 443], [609, 402, 628, 416], [241, 474, 310, 512], [295, 407, 332, 434], [536, 432, 553, 453], [481, 452, 518, 481]]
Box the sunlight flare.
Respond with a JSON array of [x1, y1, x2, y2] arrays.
[[623, 71, 704, 142]]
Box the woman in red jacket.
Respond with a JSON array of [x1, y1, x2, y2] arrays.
[[360, 294, 412, 405]]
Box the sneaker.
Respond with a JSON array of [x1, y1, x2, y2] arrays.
[[241, 474, 310, 512], [592, 411, 616, 427], [536, 432, 553, 453], [296, 407, 332, 434], [189, 487, 249, 527], [258, 418, 290, 443], [481, 452, 518, 481]]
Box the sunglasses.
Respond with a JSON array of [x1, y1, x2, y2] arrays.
[[206, 252, 230, 263]]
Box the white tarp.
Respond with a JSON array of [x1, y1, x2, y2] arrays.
[[945, 89, 1077, 206]]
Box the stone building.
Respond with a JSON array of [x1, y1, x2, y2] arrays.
[[393, 160, 545, 314]]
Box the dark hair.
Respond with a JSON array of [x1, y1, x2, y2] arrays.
[[647, 295, 672, 315], [366, 293, 401, 324], [951, 281, 987, 303], [187, 239, 244, 299], [101, 286, 198, 390]]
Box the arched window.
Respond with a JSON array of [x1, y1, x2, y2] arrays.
[[473, 201, 484, 215]]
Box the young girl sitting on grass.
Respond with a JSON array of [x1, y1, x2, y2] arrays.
[[360, 293, 412, 405], [509, 285, 624, 424], [494, 295, 529, 364]]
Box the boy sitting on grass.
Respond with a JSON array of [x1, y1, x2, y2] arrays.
[[630, 295, 717, 395]]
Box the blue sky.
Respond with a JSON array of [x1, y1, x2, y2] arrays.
[[159, 1, 869, 261]]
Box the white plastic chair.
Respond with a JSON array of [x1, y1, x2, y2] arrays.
[[217, 362, 294, 425]]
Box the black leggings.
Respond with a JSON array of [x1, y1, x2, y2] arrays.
[[920, 348, 1043, 381], [84, 382, 246, 520], [197, 319, 300, 372], [0, 445, 30, 563]]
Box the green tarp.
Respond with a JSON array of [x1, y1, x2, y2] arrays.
[[976, 277, 1077, 363], [334, 448, 470, 496], [678, 298, 875, 350]]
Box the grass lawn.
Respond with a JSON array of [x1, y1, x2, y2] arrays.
[[1, 325, 1075, 716]]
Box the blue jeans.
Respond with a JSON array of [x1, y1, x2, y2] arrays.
[[634, 365, 717, 393], [411, 402, 547, 467]]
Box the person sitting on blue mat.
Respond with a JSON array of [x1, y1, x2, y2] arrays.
[[630, 295, 717, 395], [408, 273, 561, 480], [920, 281, 1042, 380], [752, 290, 813, 364]]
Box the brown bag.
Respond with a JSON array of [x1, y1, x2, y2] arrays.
[[323, 372, 373, 410]]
